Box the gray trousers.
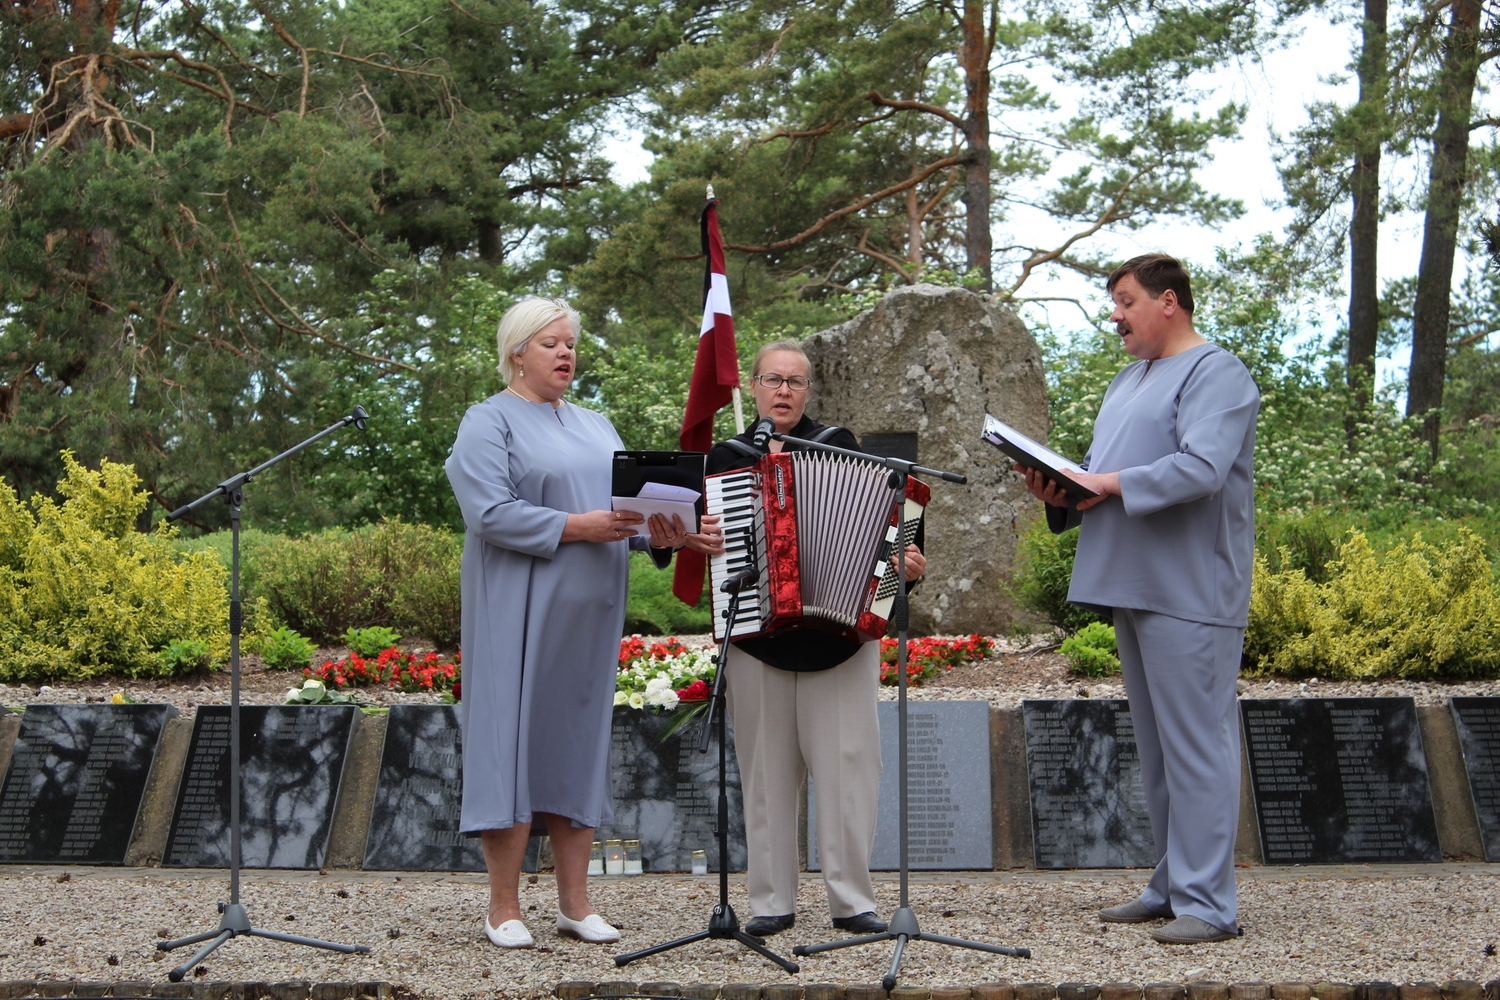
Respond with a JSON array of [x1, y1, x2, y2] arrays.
[[1114, 607, 1243, 933], [725, 642, 882, 918]]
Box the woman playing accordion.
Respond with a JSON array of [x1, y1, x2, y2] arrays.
[[683, 340, 926, 939]]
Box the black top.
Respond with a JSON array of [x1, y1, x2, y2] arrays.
[[706, 414, 918, 672]]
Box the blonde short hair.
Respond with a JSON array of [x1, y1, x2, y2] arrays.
[[496, 297, 581, 384], [751, 340, 811, 378]]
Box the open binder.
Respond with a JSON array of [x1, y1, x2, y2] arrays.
[[980, 413, 1098, 500], [611, 451, 707, 532]]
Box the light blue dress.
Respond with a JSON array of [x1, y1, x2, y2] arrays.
[[445, 392, 659, 833]]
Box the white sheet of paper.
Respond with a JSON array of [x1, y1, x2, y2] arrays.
[[636, 482, 702, 503], [610, 496, 699, 533]]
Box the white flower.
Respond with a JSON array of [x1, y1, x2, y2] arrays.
[[614, 690, 628, 706], [647, 687, 680, 710], [627, 691, 645, 710]]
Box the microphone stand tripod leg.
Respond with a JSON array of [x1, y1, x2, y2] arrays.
[[882, 934, 910, 992], [613, 930, 711, 967], [166, 929, 234, 982], [793, 931, 893, 957], [733, 930, 800, 974], [245, 927, 372, 952], [157, 929, 224, 951]]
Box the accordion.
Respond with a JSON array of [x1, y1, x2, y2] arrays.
[[705, 450, 930, 643]]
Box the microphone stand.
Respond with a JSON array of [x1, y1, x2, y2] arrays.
[[154, 406, 373, 983], [614, 570, 799, 974], [771, 432, 1030, 989]]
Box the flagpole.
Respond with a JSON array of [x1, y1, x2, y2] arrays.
[[705, 184, 745, 434]]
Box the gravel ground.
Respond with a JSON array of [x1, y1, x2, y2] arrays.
[[0, 866, 1497, 997], [5, 635, 1499, 712], [4, 636, 1499, 997]]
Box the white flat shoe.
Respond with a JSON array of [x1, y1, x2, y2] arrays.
[[484, 918, 534, 948], [556, 912, 620, 943]]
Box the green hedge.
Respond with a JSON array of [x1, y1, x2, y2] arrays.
[[227, 520, 464, 649], [175, 524, 711, 649]]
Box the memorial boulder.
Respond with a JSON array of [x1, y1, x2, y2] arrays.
[[801, 284, 1048, 634]]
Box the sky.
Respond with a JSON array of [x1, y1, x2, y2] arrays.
[[598, 11, 1478, 391]]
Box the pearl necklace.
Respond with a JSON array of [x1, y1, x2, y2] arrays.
[[504, 385, 563, 408]]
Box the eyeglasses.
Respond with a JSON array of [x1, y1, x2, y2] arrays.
[[752, 374, 811, 391]]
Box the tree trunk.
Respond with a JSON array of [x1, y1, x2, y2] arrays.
[[1346, 0, 1386, 420], [960, 0, 992, 291], [1407, 0, 1482, 455]]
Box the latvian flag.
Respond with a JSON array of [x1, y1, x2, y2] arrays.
[[673, 196, 741, 605]]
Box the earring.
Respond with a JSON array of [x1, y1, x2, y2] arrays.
[[519, 366, 525, 377]]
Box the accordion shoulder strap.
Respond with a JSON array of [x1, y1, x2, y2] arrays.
[[808, 424, 847, 444], [720, 438, 761, 459]]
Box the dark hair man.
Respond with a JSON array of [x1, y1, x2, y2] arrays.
[[1015, 253, 1259, 944]]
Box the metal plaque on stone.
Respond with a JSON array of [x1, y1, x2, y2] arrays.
[[861, 433, 919, 464], [163, 705, 358, 869], [1022, 699, 1155, 869], [599, 706, 746, 872], [363, 705, 539, 872], [1449, 697, 1500, 862], [810, 700, 993, 871], [1242, 698, 1440, 864], [0, 704, 178, 864]]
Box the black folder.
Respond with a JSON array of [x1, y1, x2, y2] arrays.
[[611, 451, 708, 521], [980, 413, 1098, 500]]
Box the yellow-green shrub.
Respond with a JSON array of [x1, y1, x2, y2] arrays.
[[1245, 528, 1500, 679], [0, 452, 229, 680]]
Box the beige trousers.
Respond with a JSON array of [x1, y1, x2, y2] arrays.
[[725, 641, 882, 919]]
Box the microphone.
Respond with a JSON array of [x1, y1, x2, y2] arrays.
[[721, 567, 760, 594], [751, 417, 776, 451]]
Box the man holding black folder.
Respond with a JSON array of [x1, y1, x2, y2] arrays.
[[1015, 254, 1259, 945]]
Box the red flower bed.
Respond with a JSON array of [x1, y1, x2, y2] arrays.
[[305, 647, 460, 695], [618, 634, 693, 667], [877, 634, 994, 687]]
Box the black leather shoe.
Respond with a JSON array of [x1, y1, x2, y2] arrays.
[[745, 913, 795, 937], [831, 911, 887, 934]]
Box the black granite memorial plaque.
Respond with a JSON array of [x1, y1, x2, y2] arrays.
[[1449, 697, 1500, 862], [599, 707, 746, 872], [163, 705, 357, 869], [1023, 699, 1155, 869], [810, 700, 993, 871], [365, 705, 481, 872], [0, 704, 177, 864], [363, 705, 540, 872], [1242, 698, 1440, 864]]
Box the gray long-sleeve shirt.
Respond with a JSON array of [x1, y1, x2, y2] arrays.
[[1048, 342, 1259, 627]]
